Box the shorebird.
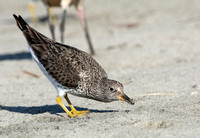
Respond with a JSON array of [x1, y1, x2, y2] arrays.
[[13, 14, 134, 117], [28, 0, 95, 55]]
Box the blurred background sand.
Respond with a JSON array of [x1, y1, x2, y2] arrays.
[[0, 0, 200, 137]]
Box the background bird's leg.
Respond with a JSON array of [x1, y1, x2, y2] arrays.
[[56, 96, 73, 117], [64, 94, 90, 116], [28, 2, 38, 24], [47, 7, 55, 41], [77, 8, 95, 55], [49, 7, 57, 24], [60, 9, 67, 43]]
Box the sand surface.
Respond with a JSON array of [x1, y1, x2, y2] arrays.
[[0, 0, 200, 137]]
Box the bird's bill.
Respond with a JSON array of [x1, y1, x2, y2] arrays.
[[118, 94, 135, 105]]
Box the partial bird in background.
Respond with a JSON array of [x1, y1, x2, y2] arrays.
[[28, 0, 95, 55]]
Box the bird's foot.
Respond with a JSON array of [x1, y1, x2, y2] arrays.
[[70, 109, 90, 117]]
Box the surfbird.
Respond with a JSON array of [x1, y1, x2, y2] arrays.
[[13, 14, 134, 118]]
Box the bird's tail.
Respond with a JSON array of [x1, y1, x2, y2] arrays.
[[13, 14, 29, 31], [13, 14, 52, 45]]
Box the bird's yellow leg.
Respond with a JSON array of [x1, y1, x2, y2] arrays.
[[28, 2, 38, 24], [49, 7, 57, 24], [64, 94, 90, 117], [56, 96, 74, 117]]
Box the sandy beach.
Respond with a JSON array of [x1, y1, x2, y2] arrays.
[[0, 0, 200, 137]]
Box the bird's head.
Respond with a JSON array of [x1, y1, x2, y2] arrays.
[[99, 78, 135, 105]]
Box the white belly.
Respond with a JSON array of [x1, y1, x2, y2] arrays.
[[28, 45, 75, 97]]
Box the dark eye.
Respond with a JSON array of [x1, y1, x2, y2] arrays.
[[109, 87, 114, 91]]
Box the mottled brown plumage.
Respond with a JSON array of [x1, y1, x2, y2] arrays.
[[13, 14, 134, 117], [32, 42, 107, 99], [42, 0, 81, 7]]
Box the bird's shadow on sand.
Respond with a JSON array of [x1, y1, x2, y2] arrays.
[[0, 104, 118, 116], [0, 51, 32, 61], [2, 14, 76, 26], [1, 15, 48, 26]]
